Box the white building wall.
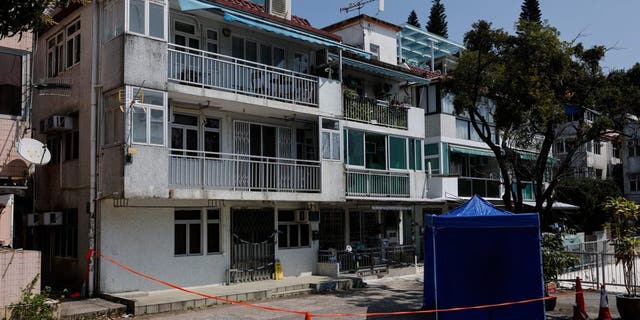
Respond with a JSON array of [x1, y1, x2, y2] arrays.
[[363, 23, 398, 65]]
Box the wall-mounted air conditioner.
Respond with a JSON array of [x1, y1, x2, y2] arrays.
[[265, 0, 291, 19], [42, 115, 73, 133]]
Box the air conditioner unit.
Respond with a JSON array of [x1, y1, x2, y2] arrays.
[[43, 115, 73, 133], [43, 211, 63, 225], [265, 0, 291, 19], [27, 213, 41, 226], [294, 210, 309, 223]]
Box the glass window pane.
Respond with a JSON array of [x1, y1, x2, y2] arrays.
[[246, 41, 257, 62], [278, 225, 288, 248], [347, 130, 364, 166], [300, 224, 310, 247], [186, 129, 198, 151], [175, 21, 195, 34], [204, 118, 219, 129], [260, 44, 272, 65], [389, 137, 407, 169], [409, 139, 416, 170], [173, 114, 197, 126], [204, 131, 219, 153], [322, 119, 339, 130], [189, 223, 201, 254], [129, 0, 145, 34], [232, 37, 244, 58], [175, 210, 200, 220], [150, 109, 163, 145], [74, 36, 81, 63], [273, 47, 285, 68], [66, 39, 74, 67], [365, 133, 386, 170], [207, 223, 219, 253], [289, 224, 299, 247], [322, 132, 330, 159], [416, 143, 422, 170], [171, 127, 183, 149], [149, 2, 164, 38], [207, 209, 220, 220], [456, 119, 468, 140], [132, 107, 146, 143], [174, 224, 186, 255], [136, 89, 163, 106], [331, 132, 340, 160]]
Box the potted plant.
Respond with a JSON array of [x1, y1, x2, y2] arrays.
[[604, 196, 640, 320], [541, 232, 578, 311]]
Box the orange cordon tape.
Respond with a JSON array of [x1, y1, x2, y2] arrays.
[[96, 252, 577, 318]]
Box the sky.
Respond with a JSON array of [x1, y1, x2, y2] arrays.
[[290, 0, 639, 72]]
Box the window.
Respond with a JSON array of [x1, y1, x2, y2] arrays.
[[0, 51, 23, 116], [627, 140, 640, 158], [630, 175, 640, 192], [47, 31, 64, 77], [171, 114, 198, 154], [64, 129, 79, 161], [103, 0, 124, 42], [206, 29, 218, 53], [207, 209, 220, 253], [456, 119, 469, 140], [370, 43, 380, 61], [592, 140, 601, 155], [613, 143, 620, 159], [321, 119, 340, 160], [389, 136, 407, 169], [128, 87, 166, 145], [47, 137, 60, 164], [204, 118, 220, 156], [424, 143, 440, 174], [66, 20, 81, 68], [174, 210, 202, 255], [409, 139, 423, 170], [54, 209, 78, 258], [128, 0, 165, 39], [347, 130, 364, 166], [278, 211, 311, 249]]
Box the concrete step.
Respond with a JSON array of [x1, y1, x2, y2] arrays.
[[59, 298, 126, 320], [270, 287, 314, 298]]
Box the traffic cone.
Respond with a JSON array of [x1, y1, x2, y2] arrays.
[[573, 277, 589, 320], [597, 284, 612, 320], [305, 312, 312, 320]]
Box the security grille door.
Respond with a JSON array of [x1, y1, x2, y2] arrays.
[[230, 209, 275, 282], [234, 121, 251, 188]]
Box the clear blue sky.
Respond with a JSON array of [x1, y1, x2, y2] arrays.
[[291, 0, 639, 71]]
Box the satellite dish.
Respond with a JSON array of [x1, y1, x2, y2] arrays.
[[17, 138, 51, 165]]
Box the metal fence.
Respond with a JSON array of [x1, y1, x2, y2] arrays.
[[343, 95, 409, 129], [318, 245, 416, 273], [346, 169, 410, 198], [169, 149, 321, 192], [168, 43, 319, 107], [558, 240, 640, 293]]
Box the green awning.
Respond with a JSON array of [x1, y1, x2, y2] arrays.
[[342, 58, 431, 85], [449, 146, 495, 157], [517, 150, 559, 164]]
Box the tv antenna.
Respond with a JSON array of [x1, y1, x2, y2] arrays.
[[340, 0, 384, 14]]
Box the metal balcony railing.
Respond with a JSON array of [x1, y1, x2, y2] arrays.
[[169, 149, 321, 193], [343, 95, 409, 129], [168, 43, 319, 107], [318, 245, 416, 273], [346, 169, 410, 198]]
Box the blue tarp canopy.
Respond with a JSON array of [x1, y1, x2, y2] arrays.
[[424, 195, 545, 320], [177, 0, 371, 58]]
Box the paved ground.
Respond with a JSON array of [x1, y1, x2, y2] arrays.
[[135, 275, 619, 320]]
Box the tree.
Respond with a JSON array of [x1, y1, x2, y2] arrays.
[[0, 0, 85, 39], [444, 20, 628, 224], [407, 10, 421, 28], [555, 177, 622, 233], [520, 0, 542, 24], [426, 0, 448, 38]]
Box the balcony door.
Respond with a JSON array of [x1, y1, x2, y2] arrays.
[[173, 20, 200, 82], [234, 121, 294, 190]]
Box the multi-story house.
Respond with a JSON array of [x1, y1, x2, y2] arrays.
[[0, 34, 32, 249], [554, 106, 621, 180], [622, 116, 640, 202], [30, 1, 438, 295]]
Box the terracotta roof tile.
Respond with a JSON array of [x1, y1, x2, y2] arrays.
[[212, 0, 341, 41], [407, 65, 443, 80]]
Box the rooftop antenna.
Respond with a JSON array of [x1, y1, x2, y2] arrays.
[[340, 0, 384, 14]]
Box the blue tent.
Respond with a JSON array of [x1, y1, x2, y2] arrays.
[[424, 195, 545, 320]]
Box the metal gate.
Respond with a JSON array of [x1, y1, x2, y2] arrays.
[[229, 209, 275, 283]]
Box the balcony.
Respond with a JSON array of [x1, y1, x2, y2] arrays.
[[169, 150, 321, 193], [344, 94, 409, 129], [346, 169, 410, 198], [168, 43, 319, 107], [458, 177, 501, 198]]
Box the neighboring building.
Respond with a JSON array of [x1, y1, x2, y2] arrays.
[[0, 34, 33, 249], [555, 106, 621, 180], [30, 1, 441, 295], [622, 116, 640, 203]]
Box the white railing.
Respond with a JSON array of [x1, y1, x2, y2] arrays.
[[169, 149, 321, 193], [168, 43, 319, 107], [346, 169, 410, 198]]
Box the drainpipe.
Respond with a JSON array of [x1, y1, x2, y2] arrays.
[[88, 0, 100, 297]]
